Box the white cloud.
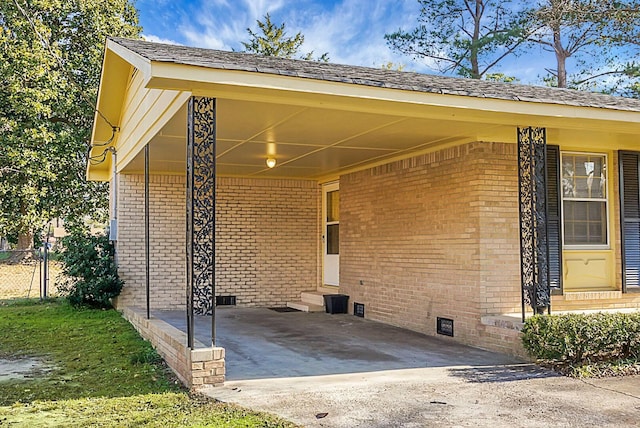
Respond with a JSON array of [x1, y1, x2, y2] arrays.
[[241, 0, 285, 21], [287, 0, 425, 70], [177, 0, 287, 50], [142, 34, 182, 46]]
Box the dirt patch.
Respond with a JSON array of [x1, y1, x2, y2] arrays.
[[0, 357, 54, 382]]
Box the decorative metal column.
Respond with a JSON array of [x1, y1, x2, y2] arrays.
[[186, 96, 216, 349], [517, 127, 551, 320]]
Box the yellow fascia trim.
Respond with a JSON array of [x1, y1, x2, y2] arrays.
[[146, 62, 640, 131], [106, 39, 152, 81]]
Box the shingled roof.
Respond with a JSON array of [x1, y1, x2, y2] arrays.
[[110, 37, 640, 113]]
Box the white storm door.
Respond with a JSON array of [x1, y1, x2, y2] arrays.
[[323, 182, 339, 286]]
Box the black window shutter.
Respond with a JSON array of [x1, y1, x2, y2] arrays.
[[546, 145, 562, 291], [619, 151, 640, 289]]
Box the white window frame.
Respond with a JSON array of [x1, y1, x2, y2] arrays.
[[560, 151, 610, 250]]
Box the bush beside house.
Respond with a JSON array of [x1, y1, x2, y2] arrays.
[[59, 230, 123, 308], [522, 312, 640, 376]]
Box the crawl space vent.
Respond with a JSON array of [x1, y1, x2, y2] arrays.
[[216, 296, 236, 306], [354, 302, 365, 318], [437, 317, 454, 337]]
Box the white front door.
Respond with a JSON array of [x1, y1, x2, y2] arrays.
[[323, 182, 339, 286]]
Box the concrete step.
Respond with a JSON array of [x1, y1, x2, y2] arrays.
[[300, 291, 327, 306], [286, 301, 325, 312]]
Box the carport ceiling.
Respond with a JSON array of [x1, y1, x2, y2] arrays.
[[122, 98, 507, 180]]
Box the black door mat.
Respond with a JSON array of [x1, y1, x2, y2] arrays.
[[268, 307, 301, 313]]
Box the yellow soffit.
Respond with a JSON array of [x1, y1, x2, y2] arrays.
[[145, 61, 640, 132]]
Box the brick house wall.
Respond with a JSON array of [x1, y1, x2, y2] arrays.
[[215, 177, 319, 307], [339, 142, 522, 348], [339, 141, 640, 354], [116, 174, 185, 309], [115, 174, 319, 310], [114, 141, 640, 356]]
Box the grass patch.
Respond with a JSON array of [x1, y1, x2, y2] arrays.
[[0, 299, 177, 404], [0, 393, 297, 427], [0, 299, 298, 427]]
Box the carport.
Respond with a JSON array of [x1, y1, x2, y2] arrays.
[[90, 37, 640, 390], [91, 37, 545, 388]]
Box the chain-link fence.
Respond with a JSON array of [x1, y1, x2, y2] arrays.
[[0, 250, 64, 300]]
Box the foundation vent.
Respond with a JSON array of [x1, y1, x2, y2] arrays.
[[216, 296, 236, 306], [354, 302, 365, 318], [437, 317, 454, 337]]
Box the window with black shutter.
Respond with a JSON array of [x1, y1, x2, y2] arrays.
[[619, 151, 640, 291], [546, 145, 563, 293], [560, 153, 608, 247]]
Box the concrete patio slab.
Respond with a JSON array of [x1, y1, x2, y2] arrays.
[[155, 307, 521, 380]]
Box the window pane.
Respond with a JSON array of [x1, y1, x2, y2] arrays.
[[327, 191, 339, 222], [327, 224, 339, 255], [562, 154, 606, 199], [563, 201, 607, 245]]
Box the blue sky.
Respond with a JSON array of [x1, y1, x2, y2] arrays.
[[135, 0, 548, 82], [137, 0, 422, 69]]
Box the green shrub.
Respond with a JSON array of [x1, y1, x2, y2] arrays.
[[58, 230, 123, 308], [522, 312, 640, 367]]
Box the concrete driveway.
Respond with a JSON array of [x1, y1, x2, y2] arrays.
[[158, 308, 640, 427]]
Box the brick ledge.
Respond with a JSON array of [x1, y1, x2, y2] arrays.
[[481, 315, 524, 332], [563, 290, 622, 301]]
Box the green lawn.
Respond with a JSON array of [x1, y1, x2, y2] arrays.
[[0, 299, 298, 427]]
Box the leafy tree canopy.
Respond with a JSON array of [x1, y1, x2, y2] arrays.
[[242, 13, 329, 61], [0, 0, 141, 249], [526, 0, 640, 91], [386, 0, 640, 95], [385, 0, 530, 79]]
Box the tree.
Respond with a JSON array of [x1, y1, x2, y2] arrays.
[[526, 0, 640, 89], [242, 13, 329, 61], [385, 0, 530, 79], [380, 62, 406, 71], [485, 73, 520, 83], [0, 0, 140, 250]]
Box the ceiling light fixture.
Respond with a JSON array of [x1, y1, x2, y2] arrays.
[[266, 157, 277, 168]]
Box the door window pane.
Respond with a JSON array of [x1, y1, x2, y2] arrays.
[[327, 190, 339, 222], [327, 224, 339, 255]]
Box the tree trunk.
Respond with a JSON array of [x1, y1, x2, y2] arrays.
[[17, 231, 34, 251], [470, 0, 482, 78], [553, 24, 568, 88]]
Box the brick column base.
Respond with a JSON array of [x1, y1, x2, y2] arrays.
[[121, 307, 225, 389]]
